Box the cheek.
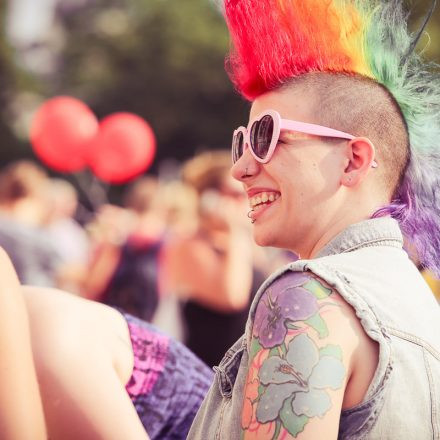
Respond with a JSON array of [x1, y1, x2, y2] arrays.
[[299, 161, 340, 204]]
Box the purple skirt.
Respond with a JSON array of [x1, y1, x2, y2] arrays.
[[122, 312, 214, 439]]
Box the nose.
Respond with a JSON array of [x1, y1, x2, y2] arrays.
[[231, 146, 259, 182]]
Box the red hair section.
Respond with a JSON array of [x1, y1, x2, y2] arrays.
[[225, 0, 369, 100]]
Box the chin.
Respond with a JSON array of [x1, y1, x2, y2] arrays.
[[253, 228, 277, 248], [254, 226, 299, 252]]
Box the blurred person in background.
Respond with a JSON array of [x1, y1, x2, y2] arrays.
[[0, 248, 46, 440], [147, 178, 199, 340], [0, 160, 62, 286], [157, 179, 199, 238], [162, 150, 265, 367], [84, 176, 167, 322], [44, 178, 90, 294]]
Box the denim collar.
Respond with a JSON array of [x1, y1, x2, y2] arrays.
[[317, 217, 404, 258]]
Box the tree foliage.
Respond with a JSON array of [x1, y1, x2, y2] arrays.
[[37, 0, 249, 167]]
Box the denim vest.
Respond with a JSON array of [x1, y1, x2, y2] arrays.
[[188, 218, 440, 439]]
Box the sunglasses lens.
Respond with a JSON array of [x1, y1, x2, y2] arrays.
[[232, 131, 244, 163], [250, 115, 274, 160]]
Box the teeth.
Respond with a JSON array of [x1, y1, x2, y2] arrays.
[[249, 192, 280, 208]]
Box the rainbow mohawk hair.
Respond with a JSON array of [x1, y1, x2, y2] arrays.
[[225, 0, 378, 99], [224, 0, 440, 277]]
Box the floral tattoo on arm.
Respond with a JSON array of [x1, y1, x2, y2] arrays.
[[242, 272, 346, 439]]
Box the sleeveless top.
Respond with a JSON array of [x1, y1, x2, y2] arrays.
[[103, 237, 162, 322], [188, 217, 440, 439], [122, 312, 213, 439]]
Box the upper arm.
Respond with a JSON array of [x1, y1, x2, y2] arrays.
[[40, 346, 149, 440], [241, 271, 359, 439]]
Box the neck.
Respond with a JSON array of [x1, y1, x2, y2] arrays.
[[307, 216, 355, 259], [299, 198, 383, 259]]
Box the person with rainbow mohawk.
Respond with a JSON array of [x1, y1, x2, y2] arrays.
[[188, 0, 440, 439]]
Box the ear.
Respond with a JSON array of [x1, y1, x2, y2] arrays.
[[341, 137, 376, 187]]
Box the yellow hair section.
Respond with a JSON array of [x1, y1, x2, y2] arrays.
[[278, 0, 373, 76], [225, 0, 379, 98]]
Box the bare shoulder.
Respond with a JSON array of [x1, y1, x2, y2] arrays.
[[23, 286, 126, 340], [242, 270, 378, 439], [22, 286, 134, 384]]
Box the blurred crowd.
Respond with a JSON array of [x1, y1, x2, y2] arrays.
[[0, 152, 292, 367], [0, 152, 438, 368]]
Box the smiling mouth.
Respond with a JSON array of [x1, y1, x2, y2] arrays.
[[249, 191, 280, 211]]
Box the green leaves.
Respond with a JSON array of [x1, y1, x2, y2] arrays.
[[304, 313, 329, 339], [250, 337, 263, 359], [303, 279, 332, 300], [319, 344, 343, 361], [279, 397, 309, 436]]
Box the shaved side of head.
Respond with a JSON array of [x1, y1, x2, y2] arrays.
[[282, 73, 410, 199]]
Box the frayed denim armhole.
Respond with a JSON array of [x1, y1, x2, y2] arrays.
[[287, 260, 394, 440], [213, 336, 247, 398]]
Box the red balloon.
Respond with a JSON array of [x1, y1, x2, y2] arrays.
[[30, 96, 99, 172], [87, 113, 156, 184]]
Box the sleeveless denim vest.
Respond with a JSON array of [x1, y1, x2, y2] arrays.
[[188, 218, 440, 440]]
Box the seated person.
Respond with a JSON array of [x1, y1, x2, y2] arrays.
[[23, 281, 213, 439]]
